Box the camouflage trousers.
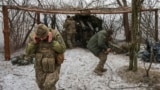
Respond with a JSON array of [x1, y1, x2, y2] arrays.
[[95, 51, 108, 71], [66, 33, 76, 48], [35, 53, 61, 90]]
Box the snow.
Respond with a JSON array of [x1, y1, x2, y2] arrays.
[[0, 24, 160, 90], [1, 22, 160, 90], [0, 46, 160, 90], [0, 7, 160, 90]]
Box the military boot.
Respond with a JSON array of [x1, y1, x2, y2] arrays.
[[100, 68, 107, 72], [94, 69, 103, 76]]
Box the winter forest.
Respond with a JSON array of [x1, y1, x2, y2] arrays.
[[0, 0, 160, 90]]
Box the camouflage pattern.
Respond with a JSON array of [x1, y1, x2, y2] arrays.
[[11, 54, 33, 65], [94, 51, 108, 76], [25, 41, 36, 56], [25, 27, 66, 56], [25, 24, 66, 90], [63, 17, 76, 48], [35, 24, 49, 38], [36, 29, 48, 38], [35, 41, 60, 90], [87, 30, 113, 76], [87, 30, 110, 56], [50, 29, 66, 53], [66, 33, 76, 48]]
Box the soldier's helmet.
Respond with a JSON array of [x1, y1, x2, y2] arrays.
[[35, 24, 49, 38]]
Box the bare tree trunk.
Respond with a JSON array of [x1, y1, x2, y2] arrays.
[[129, 0, 142, 71], [43, 14, 48, 27], [50, 15, 56, 29], [123, 13, 131, 42], [123, 0, 131, 42], [116, 0, 131, 42]]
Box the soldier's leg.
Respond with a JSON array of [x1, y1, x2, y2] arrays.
[[35, 69, 46, 90], [44, 64, 61, 90], [71, 33, 76, 47], [94, 51, 107, 75], [35, 53, 46, 90], [66, 33, 73, 48]]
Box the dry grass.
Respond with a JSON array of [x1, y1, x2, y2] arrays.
[[117, 66, 160, 85]]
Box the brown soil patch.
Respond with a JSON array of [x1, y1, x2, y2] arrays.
[[117, 66, 160, 85]]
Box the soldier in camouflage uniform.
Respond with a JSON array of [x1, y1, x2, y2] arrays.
[[63, 15, 76, 48], [87, 30, 113, 76], [25, 24, 66, 90]]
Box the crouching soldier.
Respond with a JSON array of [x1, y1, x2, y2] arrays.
[[25, 24, 66, 90], [87, 30, 113, 76]]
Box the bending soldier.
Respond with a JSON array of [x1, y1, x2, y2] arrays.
[[25, 24, 66, 90], [87, 30, 113, 76]]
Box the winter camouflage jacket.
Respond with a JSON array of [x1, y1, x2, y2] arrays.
[[28, 28, 66, 54], [87, 30, 110, 56], [63, 18, 76, 33]]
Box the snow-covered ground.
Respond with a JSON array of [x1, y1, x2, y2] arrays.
[[0, 1, 160, 90], [0, 26, 160, 90], [0, 47, 160, 90]]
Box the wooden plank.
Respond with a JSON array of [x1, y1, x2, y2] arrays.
[[5, 5, 159, 14]]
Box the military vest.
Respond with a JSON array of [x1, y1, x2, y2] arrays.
[[35, 40, 56, 73]]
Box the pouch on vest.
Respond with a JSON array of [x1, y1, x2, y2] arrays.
[[52, 41, 65, 54], [35, 53, 43, 70], [42, 57, 55, 73], [56, 53, 64, 65]]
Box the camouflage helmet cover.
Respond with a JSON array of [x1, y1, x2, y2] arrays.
[[35, 24, 49, 38]]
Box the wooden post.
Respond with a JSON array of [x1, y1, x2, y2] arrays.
[[155, 9, 158, 42], [2, 6, 10, 60], [123, 13, 130, 42], [37, 13, 40, 24]]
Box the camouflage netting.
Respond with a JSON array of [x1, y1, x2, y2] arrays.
[[63, 14, 102, 48], [74, 14, 102, 47]]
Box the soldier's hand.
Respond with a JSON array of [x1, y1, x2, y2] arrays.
[[32, 34, 37, 44], [48, 32, 53, 43], [105, 48, 111, 54]]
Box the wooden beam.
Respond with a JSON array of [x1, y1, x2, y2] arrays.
[[2, 5, 159, 60], [5, 5, 159, 14]]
